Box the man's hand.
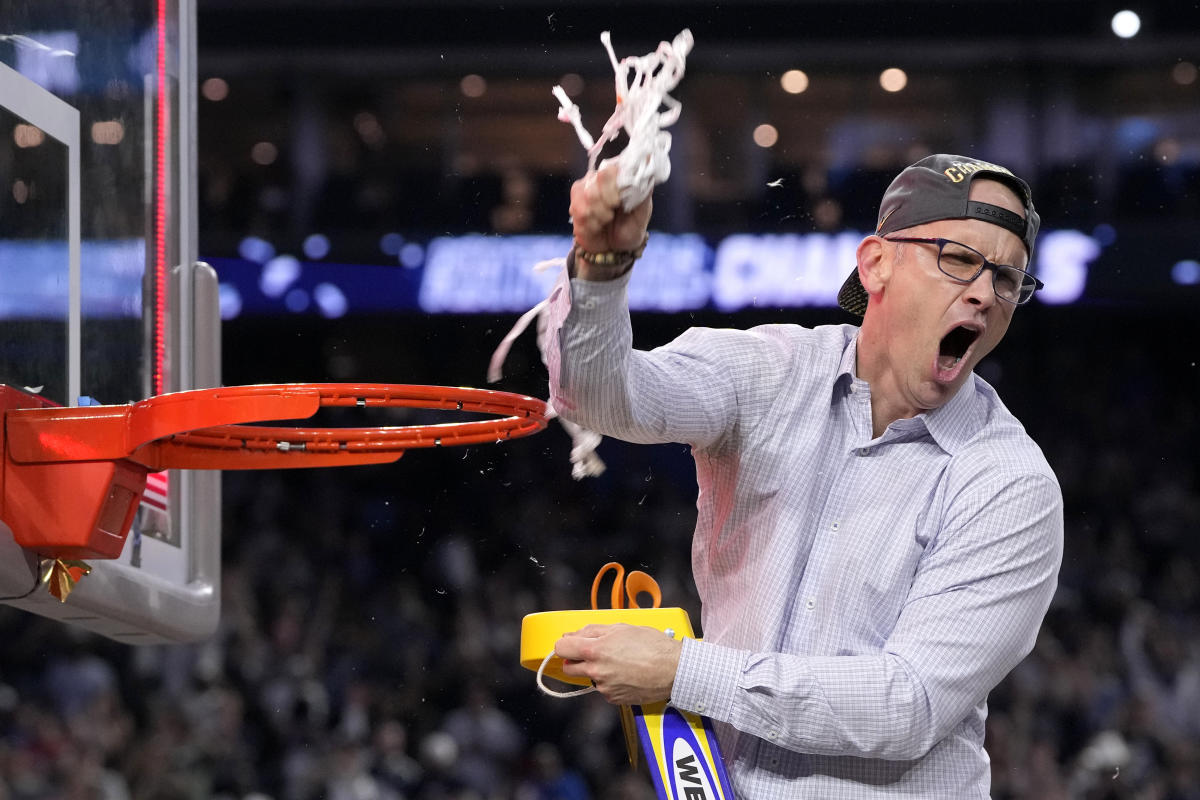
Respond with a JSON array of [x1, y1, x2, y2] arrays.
[[569, 164, 652, 279], [554, 623, 683, 706]]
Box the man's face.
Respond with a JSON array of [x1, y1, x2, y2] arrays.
[[872, 180, 1028, 413]]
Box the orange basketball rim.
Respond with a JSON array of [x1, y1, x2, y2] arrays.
[[1, 383, 550, 560]]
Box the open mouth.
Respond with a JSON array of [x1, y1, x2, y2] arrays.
[[935, 325, 981, 378]]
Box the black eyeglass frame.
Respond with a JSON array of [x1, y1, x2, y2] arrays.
[[883, 236, 1045, 306]]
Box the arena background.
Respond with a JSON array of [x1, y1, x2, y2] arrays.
[[3, 1, 1200, 798]]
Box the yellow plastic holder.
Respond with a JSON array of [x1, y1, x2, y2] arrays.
[[519, 607, 694, 686]]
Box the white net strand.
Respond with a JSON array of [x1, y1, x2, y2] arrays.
[[559, 417, 606, 479], [553, 85, 595, 151], [553, 28, 693, 211], [486, 258, 607, 480], [486, 298, 550, 386]]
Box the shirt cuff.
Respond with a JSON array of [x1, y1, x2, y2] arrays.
[[670, 637, 747, 722], [566, 267, 633, 322]]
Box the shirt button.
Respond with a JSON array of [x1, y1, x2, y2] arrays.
[[830, 521, 840, 532], [768, 731, 778, 740], [858, 447, 871, 456], [805, 598, 815, 610]]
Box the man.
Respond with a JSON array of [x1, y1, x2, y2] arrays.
[[545, 154, 1064, 797]]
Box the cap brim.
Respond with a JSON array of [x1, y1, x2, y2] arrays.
[[837, 269, 868, 316]]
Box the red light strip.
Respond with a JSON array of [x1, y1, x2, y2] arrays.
[[153, 0, 169, 396]]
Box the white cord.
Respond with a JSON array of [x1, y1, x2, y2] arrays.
[[535, 651, 597, 698], [553, 28, 694, 211]]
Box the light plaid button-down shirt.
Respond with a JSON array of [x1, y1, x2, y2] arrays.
[[543, 268, 1063, 799]]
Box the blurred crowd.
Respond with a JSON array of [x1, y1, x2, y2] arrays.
[[1, 304, 1198, 800]]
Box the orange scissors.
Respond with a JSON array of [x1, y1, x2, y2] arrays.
[[591, 561, 662, 610], [587, 561, 664, 770]]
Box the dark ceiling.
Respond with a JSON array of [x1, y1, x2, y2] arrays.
[[196, 0, 1200, 75]]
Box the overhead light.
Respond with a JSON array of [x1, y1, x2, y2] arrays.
[[879, 68, 908, 93], [753, 124, 779, 148], [201, 77, 229, 101], [1172, 61, 1197, 86], [353, 111, 386, 148], [260, 255, 301, 298], [1111, 10, 1141, 38], [238, 235, 276, 264], [558, 73, 584, 97], [91, 120, 124, 145], [303, 234, 331, 260], [218, 283, 243, 320], [251, 141, 278, 166], [1172, 260, 1200, 286], [399, 243, 424, 268], [379, 232, 404, 256], [13, 124, 45, 148], [780, 69, 809, 94], [314, 283, 348, 318], [460, 74, 487, 98]]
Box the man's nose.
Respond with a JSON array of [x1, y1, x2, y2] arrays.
[[964, 268, 996, 308]]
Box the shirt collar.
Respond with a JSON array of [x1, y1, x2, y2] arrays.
[[922, 374, 983, 454], [837, 333, 983, 454], [835, 332, 859, 388]]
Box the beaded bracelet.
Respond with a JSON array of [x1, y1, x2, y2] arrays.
[[574, 233, 649, 277]]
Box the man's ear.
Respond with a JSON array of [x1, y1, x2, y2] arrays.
[[855, 235, 890, 298]]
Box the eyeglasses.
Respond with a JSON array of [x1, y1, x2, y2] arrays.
[[883, 236, 1044, 306]]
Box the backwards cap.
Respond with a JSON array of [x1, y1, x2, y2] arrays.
[[836, 154, 1040, 316]]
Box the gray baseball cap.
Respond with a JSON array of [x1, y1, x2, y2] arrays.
[[836, 154, 1041, 316]]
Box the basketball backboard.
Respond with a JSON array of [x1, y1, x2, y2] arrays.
[[0, 0, 221, 642]]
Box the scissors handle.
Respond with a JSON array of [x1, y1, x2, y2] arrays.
[[591, 561, 627, 609], [624, 570, 662, 609], [591, 561, 662, 610]]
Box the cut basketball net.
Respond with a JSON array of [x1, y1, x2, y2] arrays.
[[553, 28, 693, 210], [490, 29, 693, 477]]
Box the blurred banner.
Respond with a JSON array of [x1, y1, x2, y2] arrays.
[[2, 227, 1197, 319]]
